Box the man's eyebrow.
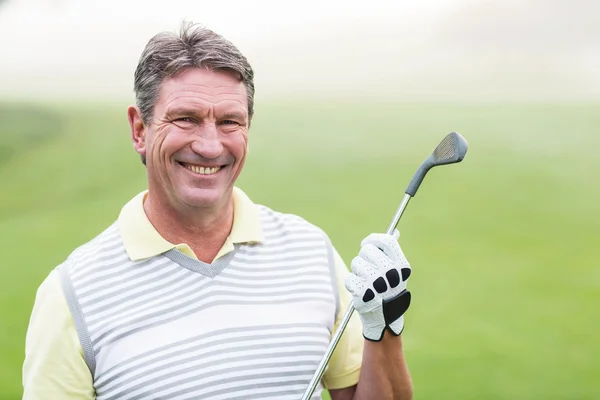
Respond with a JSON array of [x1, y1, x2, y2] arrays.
[[219, 111, 248, 121], [165, 107, 203, 116]]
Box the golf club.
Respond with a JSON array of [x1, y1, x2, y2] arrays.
[[301, 131, 469, 400]]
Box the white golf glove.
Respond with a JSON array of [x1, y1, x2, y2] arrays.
[[344, 230, 412, 342]]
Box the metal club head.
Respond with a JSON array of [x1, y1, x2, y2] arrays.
[[405, 132, 468, 196], [432, 131, 469, 166]]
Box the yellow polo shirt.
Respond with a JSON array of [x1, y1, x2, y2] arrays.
[[22, 187, 364, 399]]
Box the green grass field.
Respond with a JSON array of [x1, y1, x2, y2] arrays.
[[1, 100, 598, 399]]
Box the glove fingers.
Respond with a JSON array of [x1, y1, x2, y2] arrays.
[[360, 230, 399, 247], [344, 273, 364, 295], [350, 255, 379, 282], [358, 244, 393, 272], [345, 273, 379, 307], [361, 231, 407, 265]]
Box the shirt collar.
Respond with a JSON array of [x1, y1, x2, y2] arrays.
[[118, 187, 263, 261]]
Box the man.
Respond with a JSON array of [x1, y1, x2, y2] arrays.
[[23, 22, 413, 400]]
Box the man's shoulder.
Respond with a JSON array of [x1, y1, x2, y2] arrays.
[[254, 203, 331, 240], [59, 221, 125, 270]]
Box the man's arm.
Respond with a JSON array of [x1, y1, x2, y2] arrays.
[[320, 248, 364, 394], [354, 335, 412, 399], [23, 270, 95, 400], [329, 332, 412, 400], [330, 230, 414, 400], [329, 334, 412, 400]]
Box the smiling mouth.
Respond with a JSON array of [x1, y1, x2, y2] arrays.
[[180, 162, 222, 176]]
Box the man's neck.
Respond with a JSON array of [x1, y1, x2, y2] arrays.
[[143, 192, 234, 264]]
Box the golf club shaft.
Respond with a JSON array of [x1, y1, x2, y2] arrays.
[[301, 193, 412, 400], [386, 193, 412, 236]]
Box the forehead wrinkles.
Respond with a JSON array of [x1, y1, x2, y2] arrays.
[[162, 89, 247, 113], [162, 96, 247, 119], [162, 78, 245, 99]]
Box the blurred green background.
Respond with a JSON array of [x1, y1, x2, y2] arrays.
[[1, 0, 600, 399], [1, 100, 598, 399]]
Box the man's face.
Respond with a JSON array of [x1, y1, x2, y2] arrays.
[[132, 67, 250, 212]]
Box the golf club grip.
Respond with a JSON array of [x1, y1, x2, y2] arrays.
[[300, 194, 413, 400]]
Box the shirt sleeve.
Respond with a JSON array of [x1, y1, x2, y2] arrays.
[[322, 248, 365, 390], [22, 269, 95, 400]]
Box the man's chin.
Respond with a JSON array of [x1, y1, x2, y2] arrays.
[[179, 187, 229, 210]]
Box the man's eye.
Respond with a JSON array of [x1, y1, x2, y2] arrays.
[[174, 117, 193, 123], [220, 120, 238, 125]]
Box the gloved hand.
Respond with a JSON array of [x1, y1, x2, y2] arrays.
[[344, 230, 412, 342]]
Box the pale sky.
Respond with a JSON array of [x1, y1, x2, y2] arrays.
[[0, 0, 464, 100], [1, 0, 598, 101], [0, 0, 460, 58]]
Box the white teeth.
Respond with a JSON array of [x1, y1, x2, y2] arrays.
[[184, 164, 221, 175]]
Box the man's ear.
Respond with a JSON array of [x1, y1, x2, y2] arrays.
[[128, 106, 147, 162]]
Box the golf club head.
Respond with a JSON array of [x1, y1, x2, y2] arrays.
[[405, 132, 469, 197], [432, 131, 469, 166]]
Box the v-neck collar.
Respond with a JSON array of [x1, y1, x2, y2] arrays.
[[162, 245, 239, 278]]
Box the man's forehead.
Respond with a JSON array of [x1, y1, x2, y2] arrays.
[[157, 68, 247, 111], [162, 68, 246, 95], [164, 95, 247, 113]]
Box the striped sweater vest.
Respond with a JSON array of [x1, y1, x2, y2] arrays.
[[58, 205, 340, 400]]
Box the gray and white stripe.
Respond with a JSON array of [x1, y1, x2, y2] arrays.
[[58, 204, 342, 399]]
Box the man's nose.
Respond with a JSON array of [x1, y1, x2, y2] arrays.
[[191, 123, 223, 159]]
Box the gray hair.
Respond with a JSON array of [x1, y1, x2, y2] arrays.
[[133, 22, 255, 162]]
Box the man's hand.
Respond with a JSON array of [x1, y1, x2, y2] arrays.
[[344, 230, 412, 342]]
